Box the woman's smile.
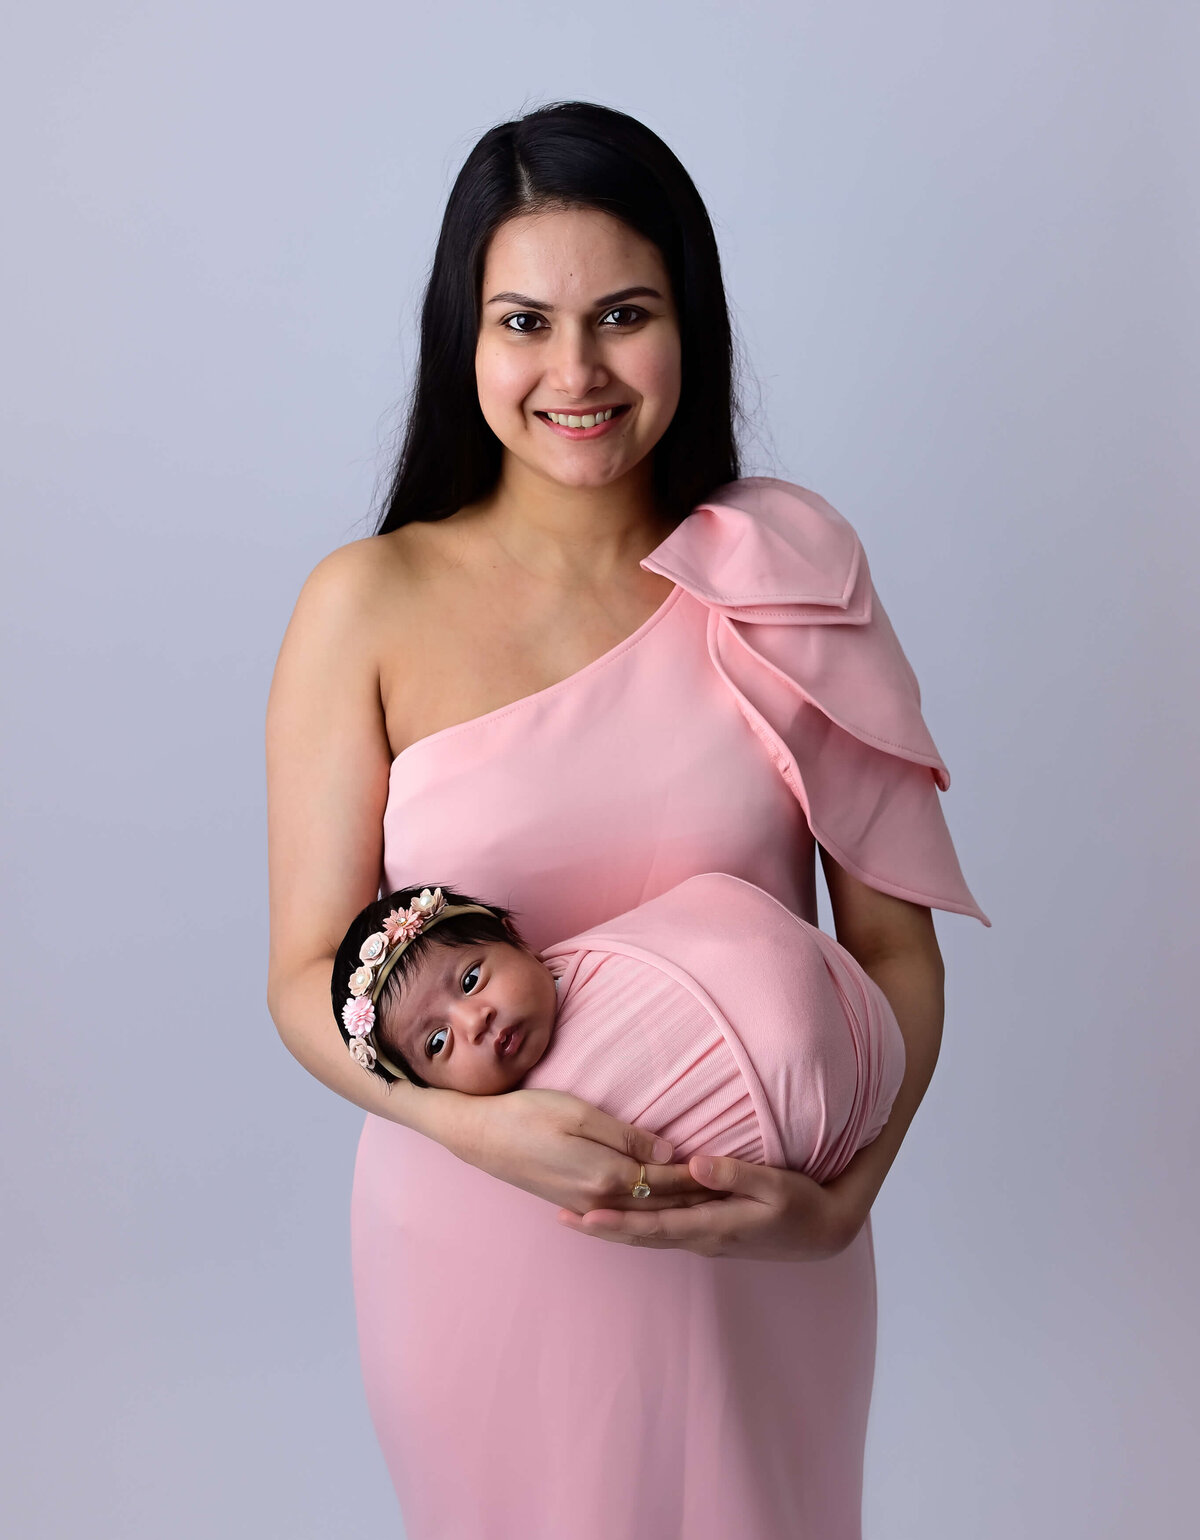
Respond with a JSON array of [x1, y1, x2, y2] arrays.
[[534, 403, 631, 439]]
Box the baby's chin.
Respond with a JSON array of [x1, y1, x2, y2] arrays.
[[494, 1014, 554, 1092]]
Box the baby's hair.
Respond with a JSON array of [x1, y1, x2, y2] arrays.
[[331, 885, 525, 1087]]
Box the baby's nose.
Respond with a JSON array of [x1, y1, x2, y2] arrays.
[[452, 998, 494, 1043]]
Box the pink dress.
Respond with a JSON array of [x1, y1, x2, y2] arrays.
[[530, 872, 908, 1183], [351, 479, 988, 1540]]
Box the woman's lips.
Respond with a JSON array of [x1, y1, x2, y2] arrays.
[[534, 404, 630, 440], [495, 1024, 524, 1059]]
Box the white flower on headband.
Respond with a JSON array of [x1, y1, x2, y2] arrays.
[[342, 995, 375, 1038], [359, 932, 388, 965], [348, 1037, 377, 1070], [348, 965, 375, 997]]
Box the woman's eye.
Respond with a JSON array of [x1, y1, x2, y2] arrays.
[[502, 312, 546, 334], [600, 306, 643, 327], [461, 965, 481, 994], [426, 1028, 448, 1057]]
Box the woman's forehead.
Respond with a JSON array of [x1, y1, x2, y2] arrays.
[[482, 208, 668, 302]]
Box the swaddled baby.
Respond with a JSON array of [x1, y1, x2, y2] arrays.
[[332, 872, 905, 1182]]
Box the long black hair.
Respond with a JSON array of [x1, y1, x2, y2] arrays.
[[331, 885, 523, 1087], [375, 101, 739, 533]]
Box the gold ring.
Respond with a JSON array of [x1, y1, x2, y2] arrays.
[[632, 1163, 651, 1199]]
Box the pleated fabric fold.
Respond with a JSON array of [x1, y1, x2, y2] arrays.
[[534, 874, 908, 1182]]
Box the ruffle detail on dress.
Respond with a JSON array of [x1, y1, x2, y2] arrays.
[[643, 478, 990, 925]]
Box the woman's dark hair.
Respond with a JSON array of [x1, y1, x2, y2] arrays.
[[376, 101, 739, 532], [332, 886, 523, 1087]]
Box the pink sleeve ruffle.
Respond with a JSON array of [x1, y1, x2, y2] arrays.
[[643, 477, 990, 925]]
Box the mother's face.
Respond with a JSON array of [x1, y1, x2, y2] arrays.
[[475, 206, 682, 492]]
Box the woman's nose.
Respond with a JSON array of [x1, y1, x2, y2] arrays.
[[545, 322, 609, 398]]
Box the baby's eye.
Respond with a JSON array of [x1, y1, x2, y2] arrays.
[[502, 312, 546, 334], [426, 1028, 448, 1057], [461, 964, 481, 994]]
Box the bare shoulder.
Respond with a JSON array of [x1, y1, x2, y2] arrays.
[[285, 525, 445, 646], [295, 533, 398, 619]]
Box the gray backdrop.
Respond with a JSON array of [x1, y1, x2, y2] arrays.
[[3, 3, 1197, 1536]]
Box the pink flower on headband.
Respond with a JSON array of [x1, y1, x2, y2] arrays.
[[342, 995, 375, 1038], [383, 909, 424, 946], [411, 887, 446, 918]]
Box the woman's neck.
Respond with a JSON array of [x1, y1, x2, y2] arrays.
[[469, 456, 672, 586]]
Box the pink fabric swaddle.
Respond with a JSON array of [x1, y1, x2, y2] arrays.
[[526, 871, 906, 1181]]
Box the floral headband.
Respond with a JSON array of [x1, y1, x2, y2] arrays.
[[340, 887, 495, 1078]]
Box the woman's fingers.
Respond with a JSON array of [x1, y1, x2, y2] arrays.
[[603, 1162, 718, 1208], [564, 1104, 719, 1198], [688, 1154, 799, 1201], [571, 1104, 675, 1166], [477, 1091, 713, 1213], [556, 1162, 856, 1261], [644, 1160, 713, 1195], [555, 1196, 750, 1251]]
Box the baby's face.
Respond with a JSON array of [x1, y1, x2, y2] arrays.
[[380, 938, 557, 1093]]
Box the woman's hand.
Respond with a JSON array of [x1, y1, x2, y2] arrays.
[[453, 1087, 716, 1217], [554, 1155, 871, 1261]]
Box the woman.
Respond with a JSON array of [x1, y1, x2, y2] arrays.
[[266, 101, 988, 1539]]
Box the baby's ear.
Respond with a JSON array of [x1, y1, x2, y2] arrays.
[[500, 915, 524, 945]]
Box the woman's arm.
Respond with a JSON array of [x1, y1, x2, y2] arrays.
[[803, 848, 945, 1238], [266, 543, 707, 1213], [267, 541, 425, 1119], [556, 849, 946, 1257]]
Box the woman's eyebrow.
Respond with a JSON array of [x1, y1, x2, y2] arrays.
[[483, 286, 664, 311]]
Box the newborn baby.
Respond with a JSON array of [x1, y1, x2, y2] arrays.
[[332, 873, 905, 1181]]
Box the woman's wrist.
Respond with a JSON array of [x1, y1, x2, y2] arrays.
[[393, 1081, 494, 1166]]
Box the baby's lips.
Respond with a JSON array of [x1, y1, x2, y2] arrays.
[[494, 1023, 523, 1058]]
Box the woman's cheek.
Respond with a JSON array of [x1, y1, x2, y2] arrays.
[[632, 333, 682, 430], [476, 341, 537, 430]]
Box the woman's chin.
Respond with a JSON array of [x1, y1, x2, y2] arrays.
[[537, 458, 635, 492], [504, 439, 651, 494]]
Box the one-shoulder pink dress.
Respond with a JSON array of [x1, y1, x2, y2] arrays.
[[351, 479, 988, 1540]]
